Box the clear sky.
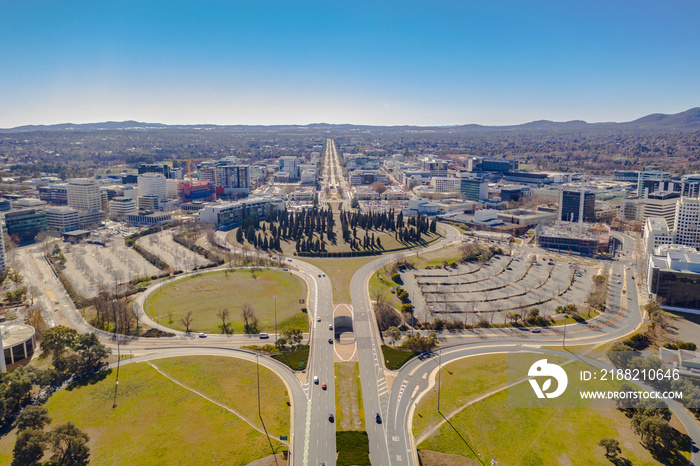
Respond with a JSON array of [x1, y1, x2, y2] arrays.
[[1, 0, 699, 128]]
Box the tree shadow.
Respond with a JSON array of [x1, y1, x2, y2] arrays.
[[439, 412, 485, 465], [65, 368, 111, 391], [609, 456, 632, 466]]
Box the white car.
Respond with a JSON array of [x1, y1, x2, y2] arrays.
[[317, 317, 321, 322]]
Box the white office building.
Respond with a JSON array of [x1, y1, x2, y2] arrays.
[[673, 197, 700, 249], [0, 218, 6, 278], [431, 177, 462, 193], [67, 179, 102, 212], [138, 173, 167, 203], [644, 217, 674, 256]]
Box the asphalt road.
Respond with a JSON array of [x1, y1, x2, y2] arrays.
[[17, 195, 700, 466]]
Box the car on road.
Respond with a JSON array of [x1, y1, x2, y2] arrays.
[[322, 273, 326, 277], [198, 333, 207, 338], [375, 413, 382, 423], [314, 376, 319, 384], [322, 382, 327, 390], [328, 338, 333, 344], [329, 325, 333, 330], [318, 274, 321, 277], [532, 328, 541, 333], [259, 333, 269, 339], [328, 414, 334, 423], [317, 316, 321, 322]]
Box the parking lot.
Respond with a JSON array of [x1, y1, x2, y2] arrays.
[[61, 234, 160, 298], [136, 230, 213, 272], [403, 248, 598, 325]]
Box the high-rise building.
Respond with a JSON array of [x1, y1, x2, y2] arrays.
[[279, 156, 299, 181], [459, 178, 489, 201], [0, 217, 6, 278], [138, 173, 167, 203], [643, 191, 680, 229], [559, 189, 595, 223], [138, 163, 173, 179], [468, 157, 518, 173], [67, 179, 102, 212], [673, 197, 700, 249], [637, 171, 671, 197]]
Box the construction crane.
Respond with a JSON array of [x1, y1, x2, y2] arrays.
[[177, 158, 211, 180]]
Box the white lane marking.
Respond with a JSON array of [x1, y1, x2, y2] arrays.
[[302, 400, 312, 465]]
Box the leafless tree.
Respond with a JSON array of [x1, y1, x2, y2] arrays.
[[216, 308, 231, 334], [180, 311, 194, 333], [241, 303, 258, 334]]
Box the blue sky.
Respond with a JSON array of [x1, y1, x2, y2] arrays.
[[1, 1, 698, 127]]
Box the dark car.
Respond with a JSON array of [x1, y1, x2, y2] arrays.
[[375, 413, 382, 423], [328, 414, 334, 423], [328, 338, 333, 344]]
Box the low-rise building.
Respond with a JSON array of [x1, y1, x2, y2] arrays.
[[648, 245, 700, 313], [45, 206, 80, 233], [126, 211, 172, 226], [496, 208, 557, 228], [199, 196, 285, 230], [644, 217, 674, 257], [536, 222, 611, 256], [109, 197, 137, 218]]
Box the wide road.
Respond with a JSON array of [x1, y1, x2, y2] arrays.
[[350, 223, 462, 465]]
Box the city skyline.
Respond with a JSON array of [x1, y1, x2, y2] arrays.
[[2, 0, 699, 128]]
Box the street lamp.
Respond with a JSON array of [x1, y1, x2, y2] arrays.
[[112, 298, 121, 408]]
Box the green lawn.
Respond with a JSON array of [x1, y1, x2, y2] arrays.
[[415, 354, 691, 465], [381, 345, 419, 370], [336, 431, 371, 466], [0, 357, 289, 465], [272, 345, 310, 370], [335, 363, 365, 430], [144, 269, 308, 334], [303, 256, 376, 303]]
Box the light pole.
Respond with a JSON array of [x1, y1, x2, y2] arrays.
[[562, 316, 567, 349], [437, 347, 442, 413], [112, 298, 121, 408], [273, 295, 277, 341]]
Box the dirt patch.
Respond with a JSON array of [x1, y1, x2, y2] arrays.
[[418, 449, 478, 466]]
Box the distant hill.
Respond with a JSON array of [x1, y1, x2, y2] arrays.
[[2, 108, 699, 133]]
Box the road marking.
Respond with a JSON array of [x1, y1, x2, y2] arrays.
[[302, 401, 312, 465]]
